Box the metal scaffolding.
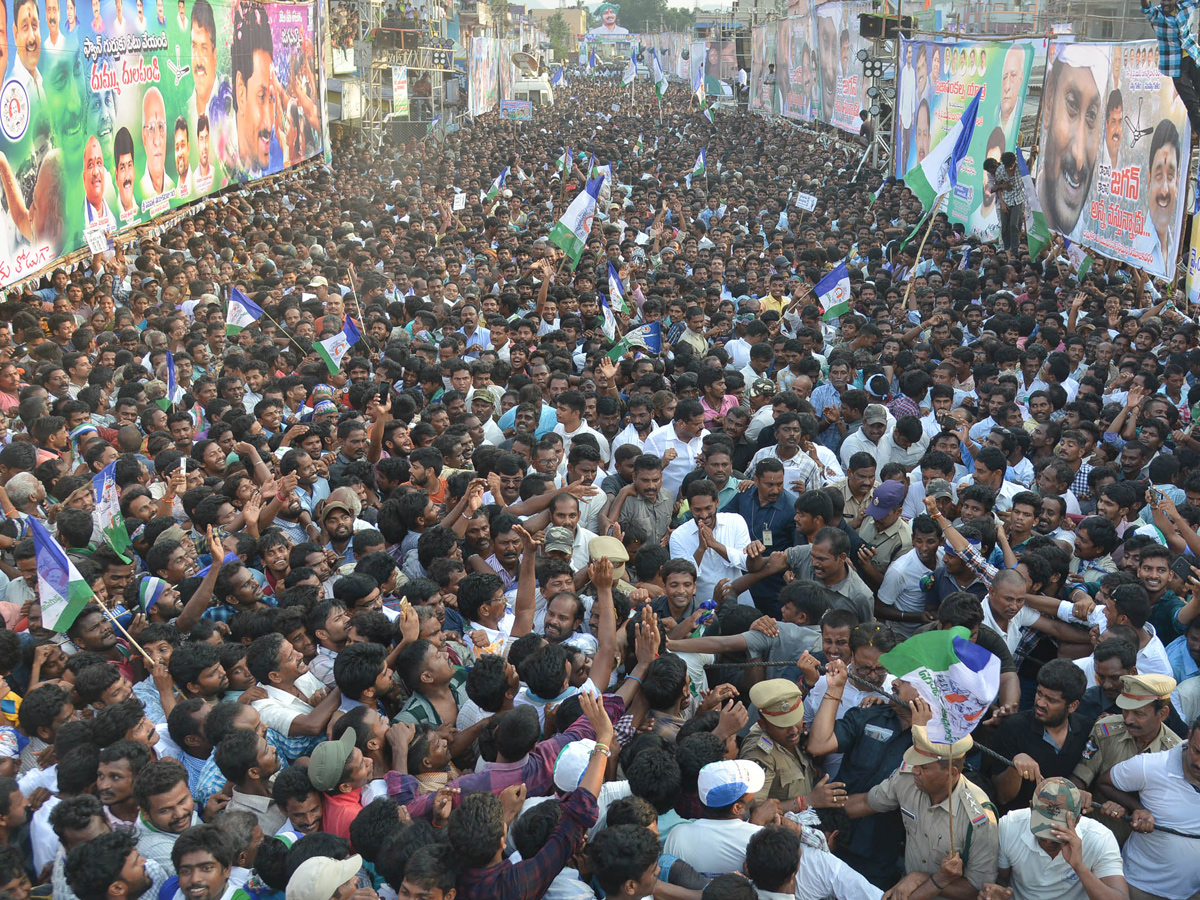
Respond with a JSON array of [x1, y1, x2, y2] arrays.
[[353, 3, 459, 146]]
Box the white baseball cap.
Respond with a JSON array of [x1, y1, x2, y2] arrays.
[[286, 855, 363, 900], [697, 760, 765, 808]]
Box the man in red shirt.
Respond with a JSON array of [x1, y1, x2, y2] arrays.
[[306, 727, 375, 839]]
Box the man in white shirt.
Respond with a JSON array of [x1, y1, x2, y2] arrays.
[[249, 634, 342, 755], [669, 479, 756, 606], [878, 518, 943, 637], [840, 404, 891, 469], [139, 87, 176, 200], [956, 447, 1023, 513], [745, 377, 780, 440], [610, 396, 654, 456], [82, 137, 115, 231], [662, 760, 768, 877], [725, 320, 769, 372], [988, 777, 1125, 900], [876, 417, 931, 473], [644, 399, 708, 503], [554, 389, 610, 465], [748, 412, 821, 494], [11, 0, 45, 104], [44, 0, 66, 49], [982, 568, 1043, 654], [1106, 732, 1200, 900], [746, 823, 883, 900]]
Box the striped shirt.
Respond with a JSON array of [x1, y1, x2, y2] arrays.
[[1143, 0, 1200, 76]]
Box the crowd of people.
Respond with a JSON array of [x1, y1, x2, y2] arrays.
[[0, 63, 1198, 900]]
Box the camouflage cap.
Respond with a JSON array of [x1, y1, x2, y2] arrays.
[[544, 526, 575, 555], [1028, 777, 1083, 840]]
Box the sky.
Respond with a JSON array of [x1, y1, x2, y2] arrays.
[[522, 0, 731, 13]]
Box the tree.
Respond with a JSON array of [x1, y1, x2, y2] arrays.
[[546, 11, 571, 59], [487, 0, 510, 36], [602, 0, 694, 33]]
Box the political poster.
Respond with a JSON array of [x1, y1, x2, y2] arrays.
[[500, 100, 532, 120], [1186, 213, 1200, 305], [392, 66, 409, 116], [812, 0, 872, 134], [0, 0, 324, 289], [469, 36, 497, 116], [1035, 41, 1190, 279], [895, 37, 1039, 241], [749, 23, 777, 114], [781, 9, 816, 121], [498, 39, 517, 102], [665, 34, 688, 80]]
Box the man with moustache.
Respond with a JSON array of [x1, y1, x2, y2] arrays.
[[66, 831, 158, 900], [140, 87, 175, 200], [1103, 89, 1123, 169], [114, 127, 139, 222], [195, 114, 213, 192], [11, 0, 44, 103], [82, 136, 115, 230], [1132, 118, 1182, 277], [161, 825, 240, 900], [1038, 46, 1106, 239], [44, 0, 65, 50], [190, 1, 218, 122], [173, 117, 193, 199], [1142, 0, 1200, 132], [231, 1, 277, 177], [816, 8, 838, 122]]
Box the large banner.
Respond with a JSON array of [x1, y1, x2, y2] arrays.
[[813, 0, 871, 133], [749, 24, 776, 114], [895, 37, 1039, 240], [392, 66, 409, 116], [666, 34, 688, 79], [781, 10, 815, 121], [498, 39, 517, 102], [692, 39, 736, 96], [1035, 41, 1190, 279], [469, 36, 497, 116], [1186, 212, 1200, 304], [0, 0, 323, 288]]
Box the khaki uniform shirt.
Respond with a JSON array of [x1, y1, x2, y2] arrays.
[[857, 517, 913, 575], [829, 477, 877, 525], [1072, 714, 1180, 788], [739, 722, 818, 802], [867, 770, 999, 893]]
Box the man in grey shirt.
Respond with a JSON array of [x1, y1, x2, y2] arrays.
[[778, 527, 874, 624], [664, 580, 825, 663]]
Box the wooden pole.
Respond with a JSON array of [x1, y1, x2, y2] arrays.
[[948, 751, 956, 856], [346, 264, 377, 356], [97, 601, 153, 664], [902, 191, 946, 307]]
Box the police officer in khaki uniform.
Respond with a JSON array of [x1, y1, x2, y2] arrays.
[[843, 724, 1000, 899], [741, 679, 842, 813], [1074, 673, 1180, 789], [1073, 673, 1180, 842]]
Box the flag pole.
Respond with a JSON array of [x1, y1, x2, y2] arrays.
[[948, 750, 957, 856], [902, 191, 946, 308], [346, 264, 377, 356], [259, 308, 311, 356], [96, 601, 154, 665]]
